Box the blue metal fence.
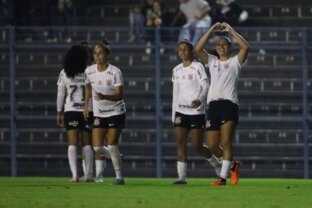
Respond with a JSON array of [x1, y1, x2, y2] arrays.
[[0, 26, 311, 178]]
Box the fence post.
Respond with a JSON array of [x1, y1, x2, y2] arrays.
[[9, 26, 17, 177], [154, 27, 162, 178], [301, 28, 309, 179]]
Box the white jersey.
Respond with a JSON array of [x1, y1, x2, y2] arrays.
[[85, 64, 126, 118], [206, 55, 242, 104], [180, 0, 210, 24], [172, 61, 209, 121], [57, 70, 92, 112]]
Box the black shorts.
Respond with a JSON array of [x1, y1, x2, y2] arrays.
[[206, 100, 239, 131], [64, 111, 93, 132], [173, 112, 205, 129], [93, 113, 126, 129]]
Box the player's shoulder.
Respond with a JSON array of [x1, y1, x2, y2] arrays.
[[191, 60, 205, 68], [173, 63, 183, 73], [108, 64, 122, 73], [85, 64, 97, 74]]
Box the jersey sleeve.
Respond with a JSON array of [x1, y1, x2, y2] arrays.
[[114, 70, 124, 87], [84, 67, 91, 84], [171, 68, 178, 122], [56, 71, 66, 112]]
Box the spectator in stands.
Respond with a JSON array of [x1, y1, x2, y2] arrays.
[[171, 0, 212, 47], [84, 39, 126, 185], [194, 22, 249, 186], [171, 39, 221, 184], [213, 0, 248, 26], [56, 44, 94, 183], [1, 0, 14, 26], [128, 0, 145, 42], [146, 0, 163, 27], [58, 0, 73, 42]]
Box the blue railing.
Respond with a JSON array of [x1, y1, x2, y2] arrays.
[[0, 26, 311, 178]]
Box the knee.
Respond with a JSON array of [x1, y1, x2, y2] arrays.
[[93, 146, 101, 154]]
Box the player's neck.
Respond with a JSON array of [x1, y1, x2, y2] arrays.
[[97, 63, 109, 72]]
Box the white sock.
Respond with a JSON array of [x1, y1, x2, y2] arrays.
[[177, 161, 187, 181], [93, 146, 111, 158], [68, 145, 78, 178], [220, 160, 231, 179], [82, 160, 86, 176], [95, 159, 106, 178], [207, 155, 221, 177], [82, 145, 93, 178], [108, 145, 123, 179]]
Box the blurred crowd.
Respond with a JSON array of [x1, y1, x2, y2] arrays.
[[0, 0, 248, 44]]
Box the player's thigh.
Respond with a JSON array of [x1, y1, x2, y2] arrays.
[[92, 128, 107, 146], [67, 129, 80, 145], [81, 131, 92, 146], [106, 128, 122, 145], [174, 127, 189, 146], [220, 121, 236, 146], [206, 130, 220, 149], [190, 128, 204, 148]]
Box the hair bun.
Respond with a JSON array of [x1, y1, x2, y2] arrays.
[[102, 39, 110, 46]]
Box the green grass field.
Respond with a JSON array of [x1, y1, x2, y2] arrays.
[[0, 177, 311, 208]]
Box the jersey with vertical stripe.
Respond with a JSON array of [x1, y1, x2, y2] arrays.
[[85, 64, 126, 118]]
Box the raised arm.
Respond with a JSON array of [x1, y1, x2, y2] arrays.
[[193, 22, 222, 63], [222, 22, 249, 65]]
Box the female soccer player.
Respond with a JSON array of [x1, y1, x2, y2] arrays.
[[84, 39, 126, 185], [171, 39, 221, 184], [194, 22, 249, 186], [56, 45, 94, 182]]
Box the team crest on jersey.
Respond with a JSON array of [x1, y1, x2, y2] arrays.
[[106, 79, 112, 86], [94, 118, 100, 126], [188, 74, 193, 80], [175, 116, 181, 124], [206, 120, 211, 128], [224, 64, 229, 69]]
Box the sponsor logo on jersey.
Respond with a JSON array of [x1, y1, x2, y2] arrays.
[[69, 120, 79, 127], [72, 102, 84, 108], [175, 116, 181, 124], [94, 118, 100, 126], [99, 108, 115, 113], [98, 81, 103, 85], [206, 120, 211, 128], [178, 104, 192, 109]]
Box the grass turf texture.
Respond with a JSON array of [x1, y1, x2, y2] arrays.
[[0, 177, 311, 208]]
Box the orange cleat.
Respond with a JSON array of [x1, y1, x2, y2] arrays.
[[210, 178, 226, 186], [230, 161, 240, 185]]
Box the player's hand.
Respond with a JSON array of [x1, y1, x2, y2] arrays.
[[94, 92, 105, 101], [56, 112, 64, 127], [210, 22, 222, 32], [221, 22, 233, 33], [83, 107, 89, 120], [191, 99, 201, 108]]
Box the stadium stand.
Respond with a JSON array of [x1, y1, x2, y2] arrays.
[[0, 0, 311, 179]]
